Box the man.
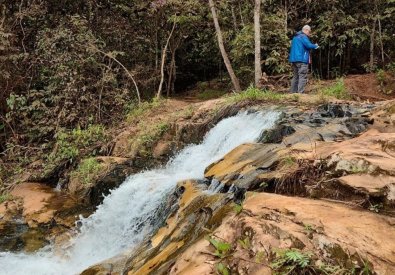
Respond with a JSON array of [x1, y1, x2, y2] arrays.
[[289, 25, 319, 93]]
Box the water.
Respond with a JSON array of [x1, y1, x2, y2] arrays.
[[0, 111, 279, 275]]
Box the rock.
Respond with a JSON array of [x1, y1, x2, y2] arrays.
[[82, 180, 235, 275], [0, 182, 86, 252], [170, 193, 395, 275], [317, 103, 347, 118], [258, 124, 295, 143], [67, 157, 130, 205]]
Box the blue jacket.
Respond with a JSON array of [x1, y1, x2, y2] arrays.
[[289, 31, 318, 64]]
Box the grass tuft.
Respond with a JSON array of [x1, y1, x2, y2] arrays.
[[226, 85, 284, 103], [319, 78, 351, 100]]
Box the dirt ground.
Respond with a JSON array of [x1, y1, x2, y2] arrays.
[[344, 73, 395, 101]]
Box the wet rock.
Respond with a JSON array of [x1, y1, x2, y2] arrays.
[[258, 124, 295, 143], [82, 180, 235, 275], [67, 157, 131, 205], [317, 103, 347, 118], [0, 182, 87, 252]]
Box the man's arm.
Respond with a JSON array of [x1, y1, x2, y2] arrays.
[[301, 36, 319, 50]]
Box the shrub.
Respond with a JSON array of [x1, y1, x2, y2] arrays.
[[70, 158, 102, 185], [46, 124, 107, 168]]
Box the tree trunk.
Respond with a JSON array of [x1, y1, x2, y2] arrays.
[[370, 18, 377, 70], [254, 0, 262, 88], [157, 19, 177, 99], [208, 0, 241, 92], [167, 46, 176, 97], [378, 17, 384, 64], [231, 1, 238, 30]]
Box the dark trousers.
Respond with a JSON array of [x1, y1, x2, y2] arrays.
[[290, 62, 309, 93]]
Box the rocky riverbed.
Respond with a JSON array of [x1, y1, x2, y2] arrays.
[[1, 99, 394, 274]]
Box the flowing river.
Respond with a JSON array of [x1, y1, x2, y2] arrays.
[[0, 110, 279, 275]]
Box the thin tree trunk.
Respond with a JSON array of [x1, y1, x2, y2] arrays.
[[378, 17, 384, 64], [370, 18, 377, 70], [167, 47, 176, 97], [94, 48, 141, 104], [231, 1, 238, 30], [157, 19, 177, 98], [208, 0, 241, 92], [254, 0, 262, 88]]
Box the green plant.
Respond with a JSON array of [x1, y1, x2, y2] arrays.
[[207, 236, 232, 259], [71, 158, 102, 185], [45, 124, 107, 172], [259, 181, 268, 189], [303, 224, 314, 233], [216, 263, 230, 275], [197, 89, 228, 100], [233, 203, 243, 215], [319, 78, 351, 100], [138, 122, 170, 146], [376, 69, 386, 86], [0, 193, 12, 204], [368, 203, 383, 213], [271, 249, 313, 274], [282, 156, 297, 166], [238, 236, 251, 250], [126, 98, 163, 122], [227, 85, 284, 103]]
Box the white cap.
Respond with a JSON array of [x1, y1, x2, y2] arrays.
[[302, 25, 311, 31]]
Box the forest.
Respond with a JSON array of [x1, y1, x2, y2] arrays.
[[0, 0, 395, 191]]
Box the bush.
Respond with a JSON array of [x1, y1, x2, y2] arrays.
[[70, 158, 102, 185], [46, 124, 107, 168]]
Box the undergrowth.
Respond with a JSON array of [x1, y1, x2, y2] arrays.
[[70, 158, 102, 185], [0, 193, 12, 204], [319, 78, 351, 100], [197, 89, 228, 100], [45, 124, 107, 172], [126, 98, 163, 122], [226, 85, 284, 103]]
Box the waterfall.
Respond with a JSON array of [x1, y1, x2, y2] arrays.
[[0, 110, 279, 275]]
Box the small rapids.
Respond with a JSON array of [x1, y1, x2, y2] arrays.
[[0, 110, 279, 275]]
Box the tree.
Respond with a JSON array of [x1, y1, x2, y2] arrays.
[[208, 0, 241, 92], [254, 0, 263, 88]]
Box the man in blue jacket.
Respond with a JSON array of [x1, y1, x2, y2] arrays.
[[289, 25, 319, 93]]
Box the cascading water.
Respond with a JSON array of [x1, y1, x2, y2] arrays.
[[0, 110, 279, 275]]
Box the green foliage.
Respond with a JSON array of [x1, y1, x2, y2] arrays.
[[227, 85, 284, 103], [233, 203, 243, 215], [138, 122, 170, 147], [197, 89, 228, 100], [319, 78, 351, 100], [215, 263, 230, 275], [0, 193, 12, 204], [207, 236, 232, 259], [71, 158, 102, 185], [376, 69, 386, 86], [271, 249, 313, 274], [47, 124, 107, 166], [368, 203, 383, 213], [238, 237, 251, 250], [126, 99, 163, 122], [282, 156, 297, 167]]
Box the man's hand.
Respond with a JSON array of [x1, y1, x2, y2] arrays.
[[315, 44, 320, 49]]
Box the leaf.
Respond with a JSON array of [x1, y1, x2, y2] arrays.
[[216, 263, 230, 275]]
